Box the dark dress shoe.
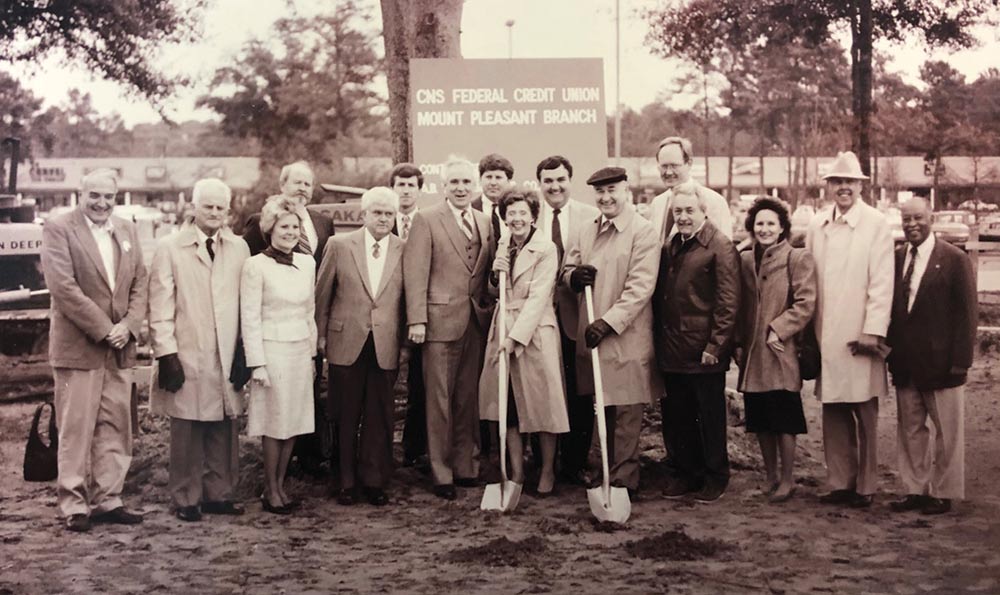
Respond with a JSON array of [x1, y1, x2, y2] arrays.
[[889, 494, 927, 513], [201, 501, 244, 516], [819, 489, 856, 505], [65, 514, 91, 533], [921, 497, 952, 515], [849, 493, 875, 509], [455, 477, 482, 488], [92, 507, 143, 524], [261, 497, 291, 515], [365, 487, 389, 506], [337, 488, 360, 506], [434, 484, 457, 500], [662, 479, 694, 499], [692, 484, 726, 503], [176, 506, 202, 522]]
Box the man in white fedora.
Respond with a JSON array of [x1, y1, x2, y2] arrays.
[[806, 151, 894, 509]]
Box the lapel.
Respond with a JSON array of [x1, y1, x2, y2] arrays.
[[375, 235, 402, 300], [179, 223, 213, 269], [511, 233, 542, 284], [349, 229, 376, 300], [109, 217, 131, 291], [580, 213, 600, 263], [71, 209, 114, 290], [471, 209, 491, 274], [909, 241, 944, 315], [439, 205, 473, 271]]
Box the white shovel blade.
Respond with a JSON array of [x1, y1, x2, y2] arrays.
[[480, 481, 522, 512], [587, 485, 631, 524]]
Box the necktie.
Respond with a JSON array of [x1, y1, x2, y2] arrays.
[[400, 214, 410, 240], [461, 210, 474, 240], [205, 238, 215, 262], [599, 219, 612, 235], [551, 207, 564, 263], [901, 245, 918, 311], [372, 241, 381, 259], [295, 214, 313, 255], [491, 206, 502, 243]]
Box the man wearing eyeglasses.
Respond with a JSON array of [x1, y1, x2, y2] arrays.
[[648, 136, 733, 242], [41, 169, 148, 532]]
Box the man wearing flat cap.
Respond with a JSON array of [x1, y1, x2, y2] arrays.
[[561, 166, 661, 495], [806, 151, 894, 509]]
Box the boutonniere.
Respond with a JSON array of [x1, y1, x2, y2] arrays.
[[121, 240, 132, 253]]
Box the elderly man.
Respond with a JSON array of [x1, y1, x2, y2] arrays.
[[148, 179, 250, 522], [534, 155, 601, 484], [404, 157, 493, 499], [806, 151, 894, 509], [649, 136, 733, 242], [40, 169, 148, 532], [654, 182, 741, 502], [887, 197, 977, 515], [562, 166, 660, 496], [317, 187, 405, 507]]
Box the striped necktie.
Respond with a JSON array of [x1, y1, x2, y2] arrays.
[[461, 210, 474, 240]]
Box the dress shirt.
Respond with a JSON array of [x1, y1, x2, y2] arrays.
[[447, 200, 474, 238], [902, 233, 935, 311], [540, 201, 570, 241], [85, 215, 116, 292], [396, 207, 417, 240], [194, 226, 221, 262], [295, 204, 319, 253], [364, 228, 389, 292]]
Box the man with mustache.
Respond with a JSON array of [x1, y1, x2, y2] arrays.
[[806, 151, 894, 509], [41, 169, 148, 532], [886, 197, 976, 515], [649, 136, 733, 242]]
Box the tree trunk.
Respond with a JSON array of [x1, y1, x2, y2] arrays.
[[758, 124, 766, 195], [702, 68, 711, 185], [726, 124, 736, 202], [380, 0, 464, 164], [850, 0, 874, 203]]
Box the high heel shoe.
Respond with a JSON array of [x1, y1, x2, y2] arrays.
[[261, 493, 291, 515]]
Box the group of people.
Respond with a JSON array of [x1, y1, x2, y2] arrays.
[[40, 136, 977, 533]]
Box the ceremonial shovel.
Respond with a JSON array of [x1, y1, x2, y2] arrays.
[[481, 271, 522, 512], [584, 285, 631, 524]]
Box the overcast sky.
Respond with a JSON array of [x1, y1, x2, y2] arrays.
[[11, 0, 1000, 127]]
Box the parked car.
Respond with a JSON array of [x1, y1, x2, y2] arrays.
[[978, 214, 1000, 242], [931, 210, 971, 248]]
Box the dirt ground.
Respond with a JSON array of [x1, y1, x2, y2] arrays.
[[2, 350, 1000, 594]]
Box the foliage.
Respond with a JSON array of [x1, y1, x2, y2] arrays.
[[0, 0, 204, 102]]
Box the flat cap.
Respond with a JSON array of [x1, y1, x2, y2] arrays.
[[586, 166, 627, 187]]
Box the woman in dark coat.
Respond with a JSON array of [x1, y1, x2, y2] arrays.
[[736, 197, 817, 503]]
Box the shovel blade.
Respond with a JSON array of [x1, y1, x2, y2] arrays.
[[587, 485, 631, 524], [480, 481, 523, 512]]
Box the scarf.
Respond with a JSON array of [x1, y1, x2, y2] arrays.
[[263, 245, 298, 268]]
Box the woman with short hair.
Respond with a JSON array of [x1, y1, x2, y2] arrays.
[[241, 196, 317, 514]]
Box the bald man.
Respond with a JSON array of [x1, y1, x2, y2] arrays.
[[41, 169, 148, 532], [148, 179, 251, 521]]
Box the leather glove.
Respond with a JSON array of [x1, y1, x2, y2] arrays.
[[584, 319, 614, 349], [569, 265, 598, 292], [158, 353, 186, 393]]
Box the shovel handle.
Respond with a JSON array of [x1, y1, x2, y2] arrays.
[[498, 271, 509, 484], [584, 285, 612, 500]]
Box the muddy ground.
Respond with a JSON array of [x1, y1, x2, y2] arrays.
[[2, 350, 1000, 594]]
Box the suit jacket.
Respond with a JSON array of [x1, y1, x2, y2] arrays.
[[404, 201, 493, 342], [561, 204, 661, 406], [472, 196, 503, 251], [240, 252, 317, 368], [316, 229, 405, 370], [887, 239, 977, 390], [538, 199, 600, 341], [148, 225, 249, 420], [41, 209, 148, 370], [243, 207, 334, 268]]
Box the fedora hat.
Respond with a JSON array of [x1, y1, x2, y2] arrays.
[[822, 151, 868, 180]]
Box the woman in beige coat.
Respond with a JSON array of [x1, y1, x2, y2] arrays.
[[736, 198, 817, 503], [479, 187, 568, 495]]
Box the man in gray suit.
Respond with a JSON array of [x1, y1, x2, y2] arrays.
[[41, 169, 148, 532], [404, 157, 493, 500]]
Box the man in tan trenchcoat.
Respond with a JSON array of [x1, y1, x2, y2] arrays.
[[806, 151, 894, 509], [148, 178, 250, 521], [562, 166, 661, 494]]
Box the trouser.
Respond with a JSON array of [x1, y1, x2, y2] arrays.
[[586, 403, 644, 490], [661, 372, 730, 490], [330, 334, 397, 489], [53, 355, 132, 518], [401, 345, 427, 462], [169, 417, 239, 508], [423, 316, 484, 485], [822, 398, 879, 495], [558, 329, 593, 476], [896, 384, 965, 500]]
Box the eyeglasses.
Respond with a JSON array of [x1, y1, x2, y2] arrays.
[[659, 163, 687, 172]]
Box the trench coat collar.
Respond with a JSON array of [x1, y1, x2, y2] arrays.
[[823, 201, 862, 229], [509, 229, 547, 283], [176, 222, 235, 268], [593, 202, 637, 235]]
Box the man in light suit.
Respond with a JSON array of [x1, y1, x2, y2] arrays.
[[887, 197, 977, 515], [534, 155, 600, 484], [649, 136, 733, 242], [404, 157, 493, 500], [806, 151, 894, 509], [41, 169, 148, 532], [148, 178, 250, 522], [317, 187, 405, 507]]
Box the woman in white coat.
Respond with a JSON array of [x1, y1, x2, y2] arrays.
[[479, 187, 569, 495], [241, 197, 317, 514]]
